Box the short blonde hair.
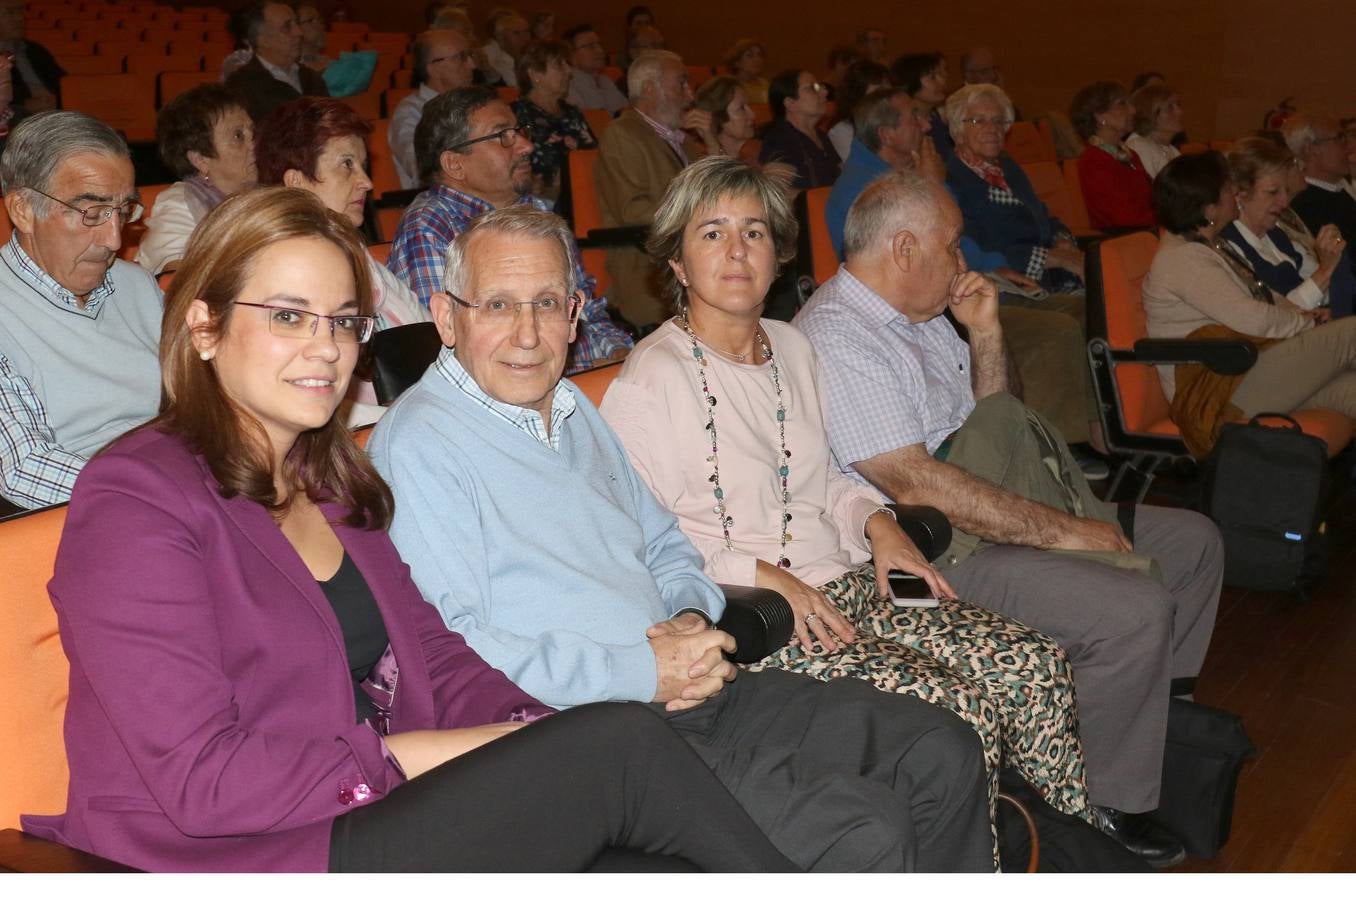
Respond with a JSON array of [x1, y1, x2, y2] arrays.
[[646, 156, 797, 311], [944, 83, 1015, 139], [1130, 84, 1176, 136]]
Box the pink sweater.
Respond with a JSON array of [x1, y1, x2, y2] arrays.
[[600, 319, 886, 589]]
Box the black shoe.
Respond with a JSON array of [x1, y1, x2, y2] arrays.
[[1090, 806, 1186, 868], [1071, 444, 1111, 481]]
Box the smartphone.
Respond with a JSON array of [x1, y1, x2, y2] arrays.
[[888, 571, 939, 608]]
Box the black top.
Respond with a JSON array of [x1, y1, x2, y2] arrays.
[[758, 119, 841, 190], [1291, 183, 1356, 246], [317, 552, 390, 724]]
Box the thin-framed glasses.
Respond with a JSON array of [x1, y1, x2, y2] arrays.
[[446, 124, 533, 153], [447, 291, 580, 324], [233, 302, 376, 343], [429, 49, 474, 66], [961, 116, 1013, 129], [28, 188, 143, 227]]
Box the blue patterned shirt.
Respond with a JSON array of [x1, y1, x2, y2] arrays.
[[434, 346, 577, 452], [386, 184, 633, 375]]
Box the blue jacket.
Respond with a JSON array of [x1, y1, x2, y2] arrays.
[[826, 139, 1006, 272], [945, 151, 1070, 280]]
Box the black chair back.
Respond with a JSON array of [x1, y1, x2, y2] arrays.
[[370, 322, 444, 405]]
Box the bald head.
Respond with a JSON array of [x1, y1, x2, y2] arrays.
[[961, 46, 999, 85], [843, 170, 944, 260], [415, 29, 476, 92], [844, 172, 966, 322]]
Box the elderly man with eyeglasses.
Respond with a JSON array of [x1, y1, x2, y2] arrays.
[[0, 111, 161, 510], [388, 86, 632, 373], [390, 29, 479, 189], [370, 204, 994, 873]]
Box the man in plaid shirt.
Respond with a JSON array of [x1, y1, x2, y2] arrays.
[[388, 86, 632, 375]]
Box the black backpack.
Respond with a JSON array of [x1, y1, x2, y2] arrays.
[[1204, 413, 1329, 597]]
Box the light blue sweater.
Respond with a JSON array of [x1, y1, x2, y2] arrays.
[[369, 349, 724, 709]]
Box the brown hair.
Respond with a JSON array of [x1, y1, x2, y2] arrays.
[[515, 39, 570, 97], [1069, 80, 1127, 140], [693, 75, 741, 139], [1227, 135, 1296, 194], [158, 186, 393, 527], [1130, 83, 1176, 137]]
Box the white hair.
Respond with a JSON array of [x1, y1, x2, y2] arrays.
[[943, 83, 1015, 139]]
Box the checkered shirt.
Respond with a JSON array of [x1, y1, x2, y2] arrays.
[[386, 185, 633, 374], [433, 346, 577, 452], [793, 267, 976, 481]]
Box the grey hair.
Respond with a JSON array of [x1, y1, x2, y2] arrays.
[[944, 83, 1015, 138], [1282, 113, 1332, 157], [441, 205, 578, 299], [627, 49, 682, 101], [853, 87, 910, 153], [0, 111, 130, 217], [842, 170, 940, 260], [413, 85, 497, 186], [646, 155, 798, 311]]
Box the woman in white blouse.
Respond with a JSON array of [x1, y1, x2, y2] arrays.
[[1124, 83, 1182, 179], [1220, 137, 1347, 311], [599, 157, 1091, 841]]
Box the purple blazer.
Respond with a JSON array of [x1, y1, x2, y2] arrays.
[[22, 427, 551, 872]]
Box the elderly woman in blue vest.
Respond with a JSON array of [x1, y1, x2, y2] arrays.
[[944, 84, 1086, 302], [1221, 137, 1353, 318]]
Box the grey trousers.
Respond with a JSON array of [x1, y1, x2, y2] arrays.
[[1231, 316, 1356, 419], [944, 506, 1223, 813], [656, 667, 994, 872]]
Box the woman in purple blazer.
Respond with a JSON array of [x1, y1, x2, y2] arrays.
[[21, 187, 794, 873]]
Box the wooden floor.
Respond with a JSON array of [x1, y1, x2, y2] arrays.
[[1144, 471, 1356, 872]]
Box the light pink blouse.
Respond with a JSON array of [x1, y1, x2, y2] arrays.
[[600, 318, 887, 589]]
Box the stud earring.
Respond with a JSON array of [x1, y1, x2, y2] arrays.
[[200, 350, 213, 361], [681, 277, 689, 286]]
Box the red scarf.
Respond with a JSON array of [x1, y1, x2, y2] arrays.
[[956, 146, 1010, 191]]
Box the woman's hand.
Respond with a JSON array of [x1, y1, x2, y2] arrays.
[[754, 559, 856, 652], [1047, 242, 1085, 278], [1314, 224, 1345, 269], [865, 511, 957, 601], [385, 724, 527, 780]]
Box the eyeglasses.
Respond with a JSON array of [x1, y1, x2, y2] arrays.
[[429, 50, 474, 66], [448, 291, 580, 324], [233, 302, 376, 343], [961, 116, 1013, 129], [446, 124, 533, 152], [799, 81, 825, 94], [29, 188, 144, 227]]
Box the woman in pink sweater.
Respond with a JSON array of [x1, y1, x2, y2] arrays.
[[599, 157, 1091, 838]]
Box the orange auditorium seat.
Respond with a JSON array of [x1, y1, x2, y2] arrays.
[[801, 185, 836, 286], [583, 106, 614, 140], [1004, 120, 1056, 164], [344, 87, 382, 122], [1178, 141, 1209, 155], [750, 102, 772, 128], [59, 55, 125, 76], [1020, 160, 1096, 238], [60, 73, 156, 142], [158, 69, 215, 107], [118, 182, 171, 261], [570, 361, 623, 406], [496, 85, 519, 103], [567, 147, 603, 240], [1059, 159, 1093, 235], [368, 119, 402, 200], [384, 87, 415, 117]]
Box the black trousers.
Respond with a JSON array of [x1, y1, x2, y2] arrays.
[[659, 668, 995, 872], [328, 703, 798, 872]]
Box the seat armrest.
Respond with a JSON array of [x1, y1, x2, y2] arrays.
[[1131, 338, 1257, 375], [578, 225, 649, 249], [886, 505, 953, 562], [0, 829, 139, 873], [716, 584, 794, 664]]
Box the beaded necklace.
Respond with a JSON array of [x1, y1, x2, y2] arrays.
[[680, 313, 793, 569]]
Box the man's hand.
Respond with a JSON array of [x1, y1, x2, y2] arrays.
[[650, 627, 737, 711], [948, 271, 1001, 332], [1046, 242, 1085, 278], [682, 108, 717, 148], [915, 137, 947, 184], [1045, 517, 1132, 553], [645, 610, 710, 638]]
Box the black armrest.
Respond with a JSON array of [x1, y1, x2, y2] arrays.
[[886, 504, 952, 562], [716, 584, 794, 664], [577, 225, 649, 250], [375, 188, 422, 209], [0, 828, 139, 873], [1131, 338, 1257, 375]]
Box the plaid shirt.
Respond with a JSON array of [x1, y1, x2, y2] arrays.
[[0, 236, 118, 508], [386, 185, 633, 375], [434, 346, 577, 452], [793, 267, 975, 479]]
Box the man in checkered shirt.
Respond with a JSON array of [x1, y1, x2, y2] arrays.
[[387, 86, 632, 375], [795, 170, 1223, 868], [0, 112, 161, 510]]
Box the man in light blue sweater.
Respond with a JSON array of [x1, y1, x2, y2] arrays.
[[371, 205, 993, 872]]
